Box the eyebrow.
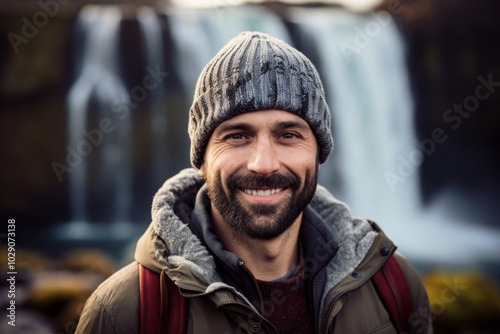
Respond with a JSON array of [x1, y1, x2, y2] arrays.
[[216, 120, 310, 135], [215, 122, 256, 134], [273, 121, 310, 132]]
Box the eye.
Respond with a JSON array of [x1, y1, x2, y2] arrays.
[[227, 133, 246, 140], [280, 132, 299, 140]]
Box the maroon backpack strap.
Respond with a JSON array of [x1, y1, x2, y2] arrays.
[[160, 270, 187, 334], [139, 264, 161, 334], [372, 255, 412, 333], [139, 263, 187, 334]]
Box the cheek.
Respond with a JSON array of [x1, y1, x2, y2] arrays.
[[205, 148, 235, 170], [287, 152, 317, 172], [207, 152, 243, 177], [203, 163, 231, 191]]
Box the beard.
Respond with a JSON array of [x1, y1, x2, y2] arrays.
[[206, 167, 318, 241]]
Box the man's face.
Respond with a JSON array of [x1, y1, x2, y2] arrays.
[[200, 109, 319, 241]]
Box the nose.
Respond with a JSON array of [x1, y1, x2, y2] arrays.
[[247, 138, 280, 175]]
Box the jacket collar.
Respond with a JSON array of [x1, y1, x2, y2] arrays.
[[187, 183, 342, 310], [135, 168, 381, 311]]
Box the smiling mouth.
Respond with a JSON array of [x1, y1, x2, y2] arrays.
[[242, 188, 284, 196]]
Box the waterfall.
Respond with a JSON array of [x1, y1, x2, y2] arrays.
[[289, 7, 420, 231], [137, 7, 168, 180], [65, 6, 99, 233], [62, 5, 134, 239], [288, 7, 500, 265], [168, 4, 291, 95]]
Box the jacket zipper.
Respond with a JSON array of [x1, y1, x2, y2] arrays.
[[238, 260, 265, 309], [237, 260, 278, 333], [320, 249, 395, 333], [312, 247, 339, 334], [181, 267, 276, 333]]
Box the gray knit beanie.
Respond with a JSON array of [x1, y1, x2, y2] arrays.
[[188, 31, 333, 168]]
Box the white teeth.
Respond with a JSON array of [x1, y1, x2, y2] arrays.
[[244, 188, 283, 196]]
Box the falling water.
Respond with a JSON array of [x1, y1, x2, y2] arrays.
[[290, 7, 420, 228], [168, 4, 291, 95], [65, 6, 99, 233], [137, 7, 168, 179], [62, 5, 134, 239], [289, 7, 500, 265]]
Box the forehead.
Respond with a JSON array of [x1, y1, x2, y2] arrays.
[[214, 109, 311, 133]]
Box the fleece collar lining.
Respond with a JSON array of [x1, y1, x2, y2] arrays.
[[150, 168, 377, 311]]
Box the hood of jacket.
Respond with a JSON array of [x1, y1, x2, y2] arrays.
[[135, 168, 380, 311]]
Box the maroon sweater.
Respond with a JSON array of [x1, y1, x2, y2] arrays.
[[256, 268, 314, 333]]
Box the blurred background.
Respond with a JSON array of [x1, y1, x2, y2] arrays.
[[1, 0, 500, 333]]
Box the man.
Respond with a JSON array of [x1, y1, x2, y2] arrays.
[[76, 31, 432, 333]]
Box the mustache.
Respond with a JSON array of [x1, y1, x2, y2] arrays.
[[226, 171, 300, 190]]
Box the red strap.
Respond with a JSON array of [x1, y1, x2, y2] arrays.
[[161, 270, 187, 334], [372, 256, 412, 333], [139, 264, 187, 334], [139, 264, 161, 334]]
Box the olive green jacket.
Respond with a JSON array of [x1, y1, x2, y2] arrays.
[[76, 168, 432, 334]]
